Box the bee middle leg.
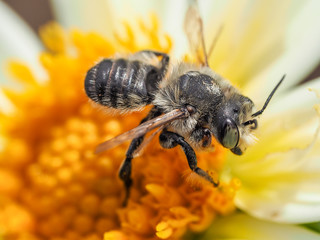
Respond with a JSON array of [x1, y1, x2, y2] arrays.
[[159, 130, 219, 186], [119, 107, 162, 206]]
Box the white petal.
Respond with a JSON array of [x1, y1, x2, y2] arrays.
[[166, 0, 231, 59], [50, 0, 171, 38], [198, 0, 320, 99], [160, 0, 188, 58], [206, 0, 292, 87], [49, 0, 116, 38], [233, 127, 320, 225], [0, 89, 15, 114], [252, 77, 320, 156], [111, 0, 166, 19], [244, 0, 320, 98], [50, 0, 189, 56], [265, 77, 320, 118], [227, 77, 320, 223], [236, 184, 320, 223], [203, 213, 320, 240], [229, 77, 320, 167], [0, 1, 46, 82]]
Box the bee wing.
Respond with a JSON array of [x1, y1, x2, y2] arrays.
[[95, 109, 188, 154], [184, 1, 208, 66], [132, 125, 165, 158]]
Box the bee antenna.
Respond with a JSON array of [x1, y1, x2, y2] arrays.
[[251, 74, 286, 117], [191, 0, 209, 67], [207, 25, 223, 62], [197, 4, 209, 67]]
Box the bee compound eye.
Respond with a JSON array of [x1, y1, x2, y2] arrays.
[[221, 119, 239, 149]]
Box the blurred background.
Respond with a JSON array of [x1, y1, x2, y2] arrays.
[[2, 0, 320, 83], [4, 0, 53, 33]]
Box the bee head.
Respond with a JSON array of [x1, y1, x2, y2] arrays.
[[215, 75, 285, 155], [214, 94, 256, 155]]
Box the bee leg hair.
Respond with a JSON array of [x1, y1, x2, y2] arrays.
[[119, 107, 162, 206], [135, 50, 170, 79], [159, 130, 219, 187], [190, 126, 212, 148]]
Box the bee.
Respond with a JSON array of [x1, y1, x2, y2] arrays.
[[84, 1, 284, 205]]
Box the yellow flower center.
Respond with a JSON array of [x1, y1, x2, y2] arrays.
[[0, 16, 239, 240]]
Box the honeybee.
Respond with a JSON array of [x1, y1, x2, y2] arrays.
[[84, 1, 284, 205]]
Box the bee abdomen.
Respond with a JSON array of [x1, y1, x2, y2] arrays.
[[85, 58, 153, 110]]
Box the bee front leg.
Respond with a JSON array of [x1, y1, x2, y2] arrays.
[[119, 107, 162, 206], [118, 138, 142, 206], [159, 130, 219, 187], [190, 126, 212, 148]]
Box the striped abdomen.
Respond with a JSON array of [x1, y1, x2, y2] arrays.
[[85, 58, 160, 110]]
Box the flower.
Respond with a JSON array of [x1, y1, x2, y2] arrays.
[[226, 87, 320, 224], [1, 0, 320, 240], [206, 0, 320, 224], [0, 9, 237, 240]]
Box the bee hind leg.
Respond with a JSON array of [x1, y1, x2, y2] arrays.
[[159, 129, 219, 187], [133, 50, 170, 79], [119, 107, 162, 206], [119, 138, 143, 206]]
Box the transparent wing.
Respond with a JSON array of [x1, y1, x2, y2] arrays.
[[95, 109, 188, 154], [184, 1, 208, 66], [132, 125, 165, 158]]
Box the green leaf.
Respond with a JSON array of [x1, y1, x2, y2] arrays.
[[303, 222, 320, 233]]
